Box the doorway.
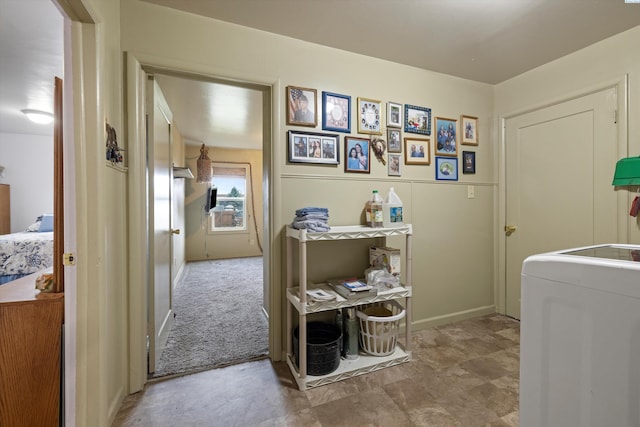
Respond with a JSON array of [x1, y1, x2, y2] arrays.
[[143, 70, 269, 378], [502, 84, 622, 319]]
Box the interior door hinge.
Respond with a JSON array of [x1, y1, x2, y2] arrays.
[[614, 109, 618, 124]]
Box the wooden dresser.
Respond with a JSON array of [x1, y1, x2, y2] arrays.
[[0, 184, 9, 234], [0, 271, 63, 426]]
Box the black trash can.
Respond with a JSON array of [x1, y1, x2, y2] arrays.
[[293, 322, 342, 376]]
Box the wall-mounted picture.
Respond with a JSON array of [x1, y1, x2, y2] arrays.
[[435, 157, 458, 181], [287, 86, 317, 127], [404, 104, 431, 135], [287, 130, 339, 165], [388, 154, 401, 176], [461, 115, 478, 146], [322, 91, 351, 133], [434, 116, 458, 157], [404, 137, 430, 165], [344, 136, 371, 173], [387, 102, 402, 128], [357, 97, 382, 135], [387, 128, 401, 153], [462, 151, 476, 174]]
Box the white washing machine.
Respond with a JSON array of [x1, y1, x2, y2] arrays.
[[520, 244, 640, 427]]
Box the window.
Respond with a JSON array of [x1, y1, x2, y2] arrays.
[[210, 164, 248, 232]]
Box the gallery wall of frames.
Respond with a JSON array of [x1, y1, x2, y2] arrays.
[[285, 85, 479, 182]]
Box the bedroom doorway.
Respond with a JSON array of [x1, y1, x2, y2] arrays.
[[137, 68, 270, 379]]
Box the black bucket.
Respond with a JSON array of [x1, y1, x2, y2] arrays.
[[293, 322, 342, 376]]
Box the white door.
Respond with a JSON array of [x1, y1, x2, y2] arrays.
[[505, 87, 619, 318], [147, 78, 175, 374]]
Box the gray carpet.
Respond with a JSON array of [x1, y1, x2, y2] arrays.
[[153, 257, 268, 378]]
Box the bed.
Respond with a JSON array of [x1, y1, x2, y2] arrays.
[[0, 215, 54, 285]]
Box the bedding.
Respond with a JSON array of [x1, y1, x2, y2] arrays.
[[0, 231, 54, 285]]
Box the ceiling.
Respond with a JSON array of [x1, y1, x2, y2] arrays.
[[2, 0, 639, 148]]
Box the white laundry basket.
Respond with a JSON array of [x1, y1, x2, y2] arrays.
[[356, 300, 406, 356]]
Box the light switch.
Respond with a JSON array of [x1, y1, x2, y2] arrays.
[[467, 185, 475, 199]]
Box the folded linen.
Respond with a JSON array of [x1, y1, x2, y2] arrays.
[[295, 207, 329, 216], [291, 219, 331, 232], [293, 213, 329, 221]]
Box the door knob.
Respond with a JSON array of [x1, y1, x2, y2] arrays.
[[171, 229, 181, 235], [504, 225, 517, 236]]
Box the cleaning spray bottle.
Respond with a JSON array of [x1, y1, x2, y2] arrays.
[[383, 187, 404, 228]]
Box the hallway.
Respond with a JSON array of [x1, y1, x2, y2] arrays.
[[113, 314, 520, 426]]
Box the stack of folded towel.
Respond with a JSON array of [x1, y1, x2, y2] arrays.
[[291, 207, 330, 232]]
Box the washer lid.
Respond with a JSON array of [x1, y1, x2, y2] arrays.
[[522, 244, 640, 297]]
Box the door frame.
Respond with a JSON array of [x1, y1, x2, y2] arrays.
[[495, 76, 629, 315], [125, 52, 276, 391]]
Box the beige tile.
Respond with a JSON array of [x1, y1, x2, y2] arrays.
[[468, 382, 519, 417], [459, 356, 511, 380]]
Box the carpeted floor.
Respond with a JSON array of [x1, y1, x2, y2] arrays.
[[152, 256, 268, 378]]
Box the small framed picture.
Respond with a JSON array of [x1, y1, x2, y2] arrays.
[[434, 117, 458, 157], [286, 86, 317, 127], [462, 151, 476, 174], [404, 137, 430, 165], [461, 115, 478, 146], [388, 154, 401, 176], [435, 157, 458, 181], [357, 97, 382, 135], [287, 130, 339, 165], [344, 136, 371, 173], [387, 102, 402, 128], [322, 92, 351, 133], [387, 128, 402, 153], [404, 104, 431, 135]]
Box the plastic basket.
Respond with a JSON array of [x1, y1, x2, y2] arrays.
[[356, 300, 406, 356]]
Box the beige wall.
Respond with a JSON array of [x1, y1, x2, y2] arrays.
[[184, 146, 264, 261], [121, 0, 496, 363], [494, 25, 640, 244]]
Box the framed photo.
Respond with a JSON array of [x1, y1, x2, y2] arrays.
[[434, 116, 458, 157], [344, 136, 371, 173], [462, 151, 476, 174], [322, 92, 351, 133], [387, 102, 402, 128], [461, 115, 478, 146], [404, 104, 431, 135], [404, 137, 430, 165], [287, 130, 339, 165], [357, 97, 382, 135], [287, 86, 317, 127], [388, 154, 401, 176], [387, 128, 402, 153], [435, 157, 458, 181]]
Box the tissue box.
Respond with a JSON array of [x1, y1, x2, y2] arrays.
[[369, 246, 401, 275]]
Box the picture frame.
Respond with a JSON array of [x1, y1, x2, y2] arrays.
[[357, 97, 382, 135], [387, 102, 402, 128], [404, 137, 430, 165], [461, 115, 478, 146], [387, 128, 402, 153], [404, 104, 431, 135], [388, 154, 401, 176], [462, 151, 476, 174], [287, 130, 339, 165], [286, 86, 317, 127], [435, 157, 458, 181], [344, 136, 371, 173], [434, 116, 458, 157], [322, 92, 351, 133]]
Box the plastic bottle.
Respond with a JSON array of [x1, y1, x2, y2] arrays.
[[366, 190, 384, 227], [335, 309, 344, 357], [382, 187, 404, 228], [344, 308, 359, 360]]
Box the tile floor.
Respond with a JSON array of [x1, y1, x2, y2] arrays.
[[113, 314, 520, 427]]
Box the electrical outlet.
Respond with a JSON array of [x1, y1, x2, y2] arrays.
[[467, 185, 475, 199]]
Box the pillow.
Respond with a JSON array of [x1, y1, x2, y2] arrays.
[[39, 214, 54, 232]]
